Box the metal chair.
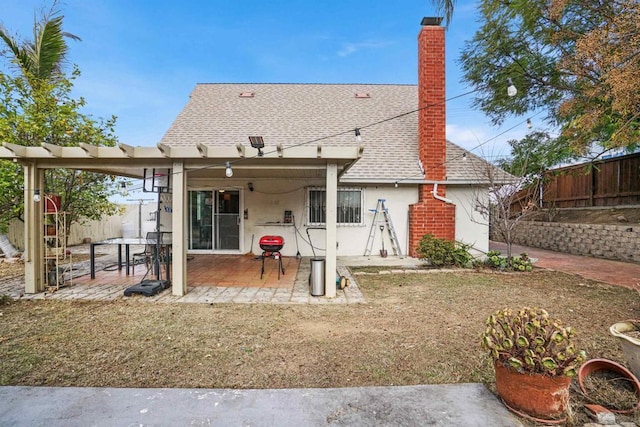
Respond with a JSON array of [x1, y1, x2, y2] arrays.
[[132, 232, 161, 275]]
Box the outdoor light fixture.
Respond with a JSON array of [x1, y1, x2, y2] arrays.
[[33, 189, 41, 202], [248, 182, 254, 192], [354, 128, 362, 142], [249, 136, 265, 157], [507, 78, 517, 97], [225, 162, 233, 178]]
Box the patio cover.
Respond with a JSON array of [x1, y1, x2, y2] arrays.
[[0, 141, 363, 298]]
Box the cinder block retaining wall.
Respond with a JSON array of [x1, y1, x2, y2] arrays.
[[491, 221, 640, 264]]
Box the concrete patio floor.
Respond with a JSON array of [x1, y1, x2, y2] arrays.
[[0, 244, 372, 304]]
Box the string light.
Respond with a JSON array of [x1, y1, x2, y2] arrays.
[[507, 78, 517, 97], [527, 118, 532, 129], [96, 83, 538, 190], [33, 189, 41, 202]]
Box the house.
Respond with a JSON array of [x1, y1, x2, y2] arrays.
[[1, 17, 509, 298]]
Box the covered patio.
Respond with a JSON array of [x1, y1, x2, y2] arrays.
[[0, 141, 363, 299]]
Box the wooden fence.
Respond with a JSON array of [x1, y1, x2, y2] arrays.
[[513, 152, 640, 210]]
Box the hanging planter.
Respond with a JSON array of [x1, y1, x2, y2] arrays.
[[578, 358, 640, 414]]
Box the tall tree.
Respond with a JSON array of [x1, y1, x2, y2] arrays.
[[459, 0, 639, 153], [0, 2, 80, 86], [0, 3, 119, 246]]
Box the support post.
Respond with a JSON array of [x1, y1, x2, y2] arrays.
[[324, 161, 337, 298], [171, 161, 187, 296], [24, 163, 44, 293]]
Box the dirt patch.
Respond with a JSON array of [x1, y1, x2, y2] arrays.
[[531, 207, 640, 224], [0, 259, 25, 279], [1, 270, 639, 425]]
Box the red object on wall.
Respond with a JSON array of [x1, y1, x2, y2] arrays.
[[45, 195, 62, 213], [408, 18, 456, 257]]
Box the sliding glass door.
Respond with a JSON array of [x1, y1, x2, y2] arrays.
[[188, 190, 240, 251]]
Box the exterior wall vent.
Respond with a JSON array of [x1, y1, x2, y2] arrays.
[[239, 92, 255, 98], [354, 93, 371, 99]]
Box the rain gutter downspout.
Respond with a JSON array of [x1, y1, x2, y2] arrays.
[[431, 182, 453, 204]]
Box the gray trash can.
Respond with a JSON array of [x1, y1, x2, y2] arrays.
[[309, 257, 325, 296]]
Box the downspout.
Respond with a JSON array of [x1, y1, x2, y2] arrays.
[[431, 182, 453, 204]]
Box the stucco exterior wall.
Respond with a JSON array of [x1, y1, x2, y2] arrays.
[[6, 182, 491, 259], [239, 180, 417, 257], [448, 186, 489, 256]]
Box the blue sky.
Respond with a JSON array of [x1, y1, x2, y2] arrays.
[[1, 0, 535, 160]]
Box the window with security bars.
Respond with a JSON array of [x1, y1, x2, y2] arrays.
[[307, 187, 363, 225]]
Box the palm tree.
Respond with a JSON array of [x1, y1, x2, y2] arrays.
[[0, 3, 79, 257], [430, 0, 456, 26], [0, 3, 80, 86]]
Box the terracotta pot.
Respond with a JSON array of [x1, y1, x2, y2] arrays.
[[578, 358, 640, 414], [494, 361, 571, 422], [45, 224, 56, 236]]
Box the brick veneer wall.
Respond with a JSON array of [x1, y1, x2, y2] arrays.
[[491, 221, 640, 263], [409, 184, 456, 257]]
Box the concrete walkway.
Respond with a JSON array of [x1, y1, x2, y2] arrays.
[[0, 384, 523, 427], [490, 241, 640, 290]]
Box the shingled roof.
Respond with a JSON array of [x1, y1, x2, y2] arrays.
[[160, 83, 511, 184]]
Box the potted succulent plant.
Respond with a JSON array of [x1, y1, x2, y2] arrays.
[[481, 307, 587, 423]]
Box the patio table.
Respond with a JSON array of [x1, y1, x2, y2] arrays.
[[89, 237, 171, 280]]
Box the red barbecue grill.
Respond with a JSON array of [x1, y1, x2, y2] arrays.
[[259, 235, 285, 279]]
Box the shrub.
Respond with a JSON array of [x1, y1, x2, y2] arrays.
[[485, 250, 532, 272], [416, 234, 473, 267]]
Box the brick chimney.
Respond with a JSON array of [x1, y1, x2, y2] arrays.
[[408, 17, 456, 257]]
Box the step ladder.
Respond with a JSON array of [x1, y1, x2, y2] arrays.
[[364, 199, 403, 257]]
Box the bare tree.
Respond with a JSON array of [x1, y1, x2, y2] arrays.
[[465, 149, 541, 259]]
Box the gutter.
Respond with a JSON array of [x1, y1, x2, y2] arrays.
[[432, 182, 454, 204]]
